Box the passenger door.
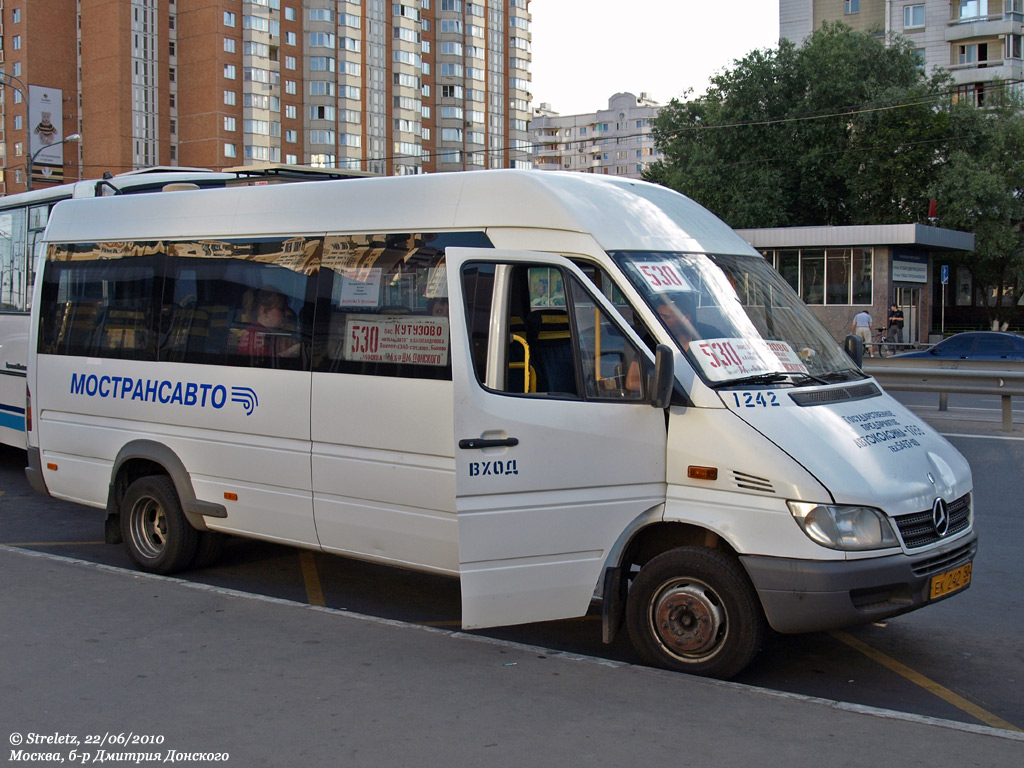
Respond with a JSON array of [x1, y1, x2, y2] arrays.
[[446, 249, 668, 629]]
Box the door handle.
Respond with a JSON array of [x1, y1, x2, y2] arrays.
[[458, 437, 519, 449]]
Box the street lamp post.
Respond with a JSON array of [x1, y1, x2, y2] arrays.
[[27, 133, 81, 191]]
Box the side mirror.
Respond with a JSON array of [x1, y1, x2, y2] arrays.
[[650, 343, 675, 409], [844, 334, 864, 368]]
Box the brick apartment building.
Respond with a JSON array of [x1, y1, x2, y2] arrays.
[[0, 0, 533, 194]]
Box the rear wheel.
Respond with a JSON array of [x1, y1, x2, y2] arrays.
[[626, 546, 765, 679], [120, 475, 198, 574]]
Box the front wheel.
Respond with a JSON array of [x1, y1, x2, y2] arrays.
[[120, 475, 198, 574], [625, 546, 765, 679]]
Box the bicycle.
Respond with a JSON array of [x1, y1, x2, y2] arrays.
[[872, 327, 894, 358]]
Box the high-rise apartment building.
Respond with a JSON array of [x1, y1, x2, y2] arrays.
[[530, 92, 662, 179], [0, 0, 533, 195], [780, 1, 1024, 107]]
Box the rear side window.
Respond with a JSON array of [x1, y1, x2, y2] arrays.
[[311, 231, 490, 380]]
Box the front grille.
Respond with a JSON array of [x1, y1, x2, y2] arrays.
[[789, 382, 880, 407], [910, 540, 977, 578], [894, 493, 971, 549]]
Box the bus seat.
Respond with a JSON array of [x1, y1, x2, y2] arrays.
[[526, 309, 576, 395]]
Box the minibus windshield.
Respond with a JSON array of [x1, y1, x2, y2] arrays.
[[611, 251, 864, 387]]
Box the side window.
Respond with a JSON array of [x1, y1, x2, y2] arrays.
[[40, 243, 165, 361], [312, 232, 489, 379], [160, 237, 319, 370], [461, 261, 645, 401]]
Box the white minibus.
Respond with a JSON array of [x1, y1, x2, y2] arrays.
[[25, 170, 976, 678]]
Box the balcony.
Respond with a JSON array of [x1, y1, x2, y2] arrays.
[[947, 58, 1024, 83], [946, 15, 1022, 42]]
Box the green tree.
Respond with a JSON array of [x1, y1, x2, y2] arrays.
[[930, 99, 1024, 326], [645, 23, 950, 228]]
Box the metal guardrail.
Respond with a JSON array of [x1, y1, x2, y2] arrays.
[[861, 357, 1024, 432]]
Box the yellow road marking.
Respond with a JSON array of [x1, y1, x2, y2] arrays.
[[830, 630, 1021, 732], [299, 551, 326, 607], [4, 541, 105, 547]]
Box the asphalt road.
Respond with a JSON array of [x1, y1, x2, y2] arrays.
[[0, 390, 1021, 736]]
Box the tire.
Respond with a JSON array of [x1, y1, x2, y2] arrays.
[[625, 546, 765, 679], [192, 531, 228, 570], [120, 475, 198, 575]]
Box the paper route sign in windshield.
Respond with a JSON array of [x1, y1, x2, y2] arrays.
[[692, 338, 808, 382]]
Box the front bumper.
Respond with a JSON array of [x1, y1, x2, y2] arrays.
[[741, 531, 978, 634]]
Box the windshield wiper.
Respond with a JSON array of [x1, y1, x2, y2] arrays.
[[712, 371, 829, 389]]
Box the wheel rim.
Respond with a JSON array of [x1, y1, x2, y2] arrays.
[[129, 496, 168, 560], [648, 578, 726, 659]]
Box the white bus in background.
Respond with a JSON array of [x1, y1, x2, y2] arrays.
[[0, 165, 367, 449], [25, 170, 977, 678]]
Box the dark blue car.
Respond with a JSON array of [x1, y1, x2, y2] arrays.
[[894, 331, 1024, 361]]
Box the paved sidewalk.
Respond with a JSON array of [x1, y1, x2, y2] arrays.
[[1, 546, 1020, 768]]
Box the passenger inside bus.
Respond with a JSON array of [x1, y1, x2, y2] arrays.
[[237, 289, 301, 361]]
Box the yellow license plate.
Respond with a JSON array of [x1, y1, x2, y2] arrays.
[[930, 562, 973, 599]]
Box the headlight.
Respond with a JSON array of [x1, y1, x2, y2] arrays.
[[787, 501, 899, 551]]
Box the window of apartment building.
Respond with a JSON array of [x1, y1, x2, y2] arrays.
[[441, 42, 463, 56], [958, 43, 987, 64], [309, 9, 333, 21], [224, 116, 236, 132], [308, 32, 335, 47], [441, 0, 461, 10], [286, 130, 298, 143], [1007, 35, 1024, 59], [12, 8, 21, 22], [310, 57, 336, 72], [245, 120, 270, 135], [286, 153, 298, 164], [441, 19, 463, 33], [442, 128, 463, 142], [285, 31, 297, 45], [904, 4, 925, 28], [844, 0, 859, 13], [224, 143, 237, 158], [285, 6, 296, 21], [340, 61, 362, 76], [957, 0, 990, 19], [286, 104, 298, 119], [1009, 0, 1024, 18], [340, 37, 361, 52], [224, 11, 236, 26], [286, 80, 297, 95], [309, 81, 336, 96], [441, 106, 464, 119], [12, 35, 22, 50], [442, 85, 464, 99], [340, 85, 360, 100], [310, 130, 335, 144], [395, 26, 418, 43], [340, 14, 360, 28], [13, 115, 22, 130], [285, 56, 296, 70], [310, 105, 336, 120], [244, 41, 270, 57], [224, 64, 236, 79], [440, 63, 464, 77], [224, 90, 237, 105], [224, 37, 236, 53]]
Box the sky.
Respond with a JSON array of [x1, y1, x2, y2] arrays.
[[530, 1, 781, 115]]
